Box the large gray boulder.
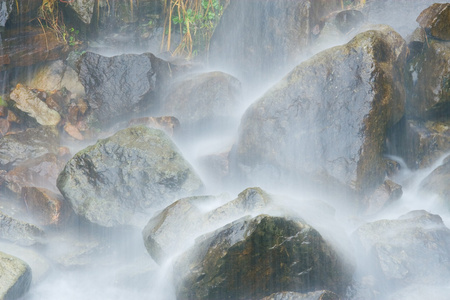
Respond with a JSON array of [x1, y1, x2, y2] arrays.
[[57, 126, 203, 227], [78, 52, 175, 128], [352, 210, 450, 296], [0, 251, 32, 300], [233, 25, 407, 196], [174, 214, 353, 300], [0, 211, 45, 246]]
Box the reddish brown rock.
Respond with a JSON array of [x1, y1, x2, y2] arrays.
[[0, 106, 7, 117], [64, 123, 84, 141], [417, 3, 450, 41], [0, 26, 69, 71], [6, 110, 19, 124], [0, 119, 10, 136], [21, 187, 71, 226], [2, 153, 66, 196]]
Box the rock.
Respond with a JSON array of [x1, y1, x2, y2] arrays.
[[334, 9, 365, 34], [78, 52, 175, 128], [0, 251, 32, 300], [9, 84, 61, 126], [0, 127, 60, 171], [65, 0, 96, 24], [0, 211, 45, 246], [361, 180, 403, 216], [0, 26, 68, 70], [352, 210, 450, 295], [233, 25, 407, 196], [419, 155, 450, 206], [260, 290, 340, 300], [209, 0, 341, 86], [0, 0, 14, 27], [0, 242, 50, 285], [0, 118, 9, 136], [2, 0, 41, 26], [408, 39, 450, 119], [1, 153, 66, 196], [57, 126, 203, 227], [64, 123, 84, 140], [21, 187, 72, 227], [127, 116, 180, 137], [161, 71, 242, 135], [406, 27, 427, 58], [174, 214, 353, 300], [20, 60, 85, 96], [143, 187, 270, 264], [386, 118, 450, 169], [417, 3, 450, 41]]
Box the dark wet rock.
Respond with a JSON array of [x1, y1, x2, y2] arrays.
[[260, 290, 340, 300], [1, 153, 66, 196], [1, 0, 40, 26], [334, 9, 365, 34], [0, 251, 32, 300], [0, 26, 69, 70], [57, 126, 203, 228], [0, 0, 14, 27], [143, 187, 271, 264], [0, 127, 60, 171], [174, 214, 353, 300], [417, 3, 450, 41], [361, 180, 403, 216], [9, 84, 61, 126], [22, 187, 72, 227], [406, 27, 427, 58], [209, 0, 341, 86], [419, 155, 450, 207], [386, 118, 450, 169], [127, 116, 180, 137], [408, 39, 450, 119], [161, 71, 242, 135], [352, 210, 450, 294], [233, 25, 407, 196], [77, 51, 175, 128], [0, 211, 45, 246]]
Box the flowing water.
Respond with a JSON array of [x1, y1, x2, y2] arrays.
[[1, 0, 449, 299]]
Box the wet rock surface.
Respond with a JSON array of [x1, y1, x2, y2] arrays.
[[352, 210, 450, 296], [78, 52, 175, 128], [260, 290, 340, 300], [416, 3, 450, 41], [161, 71, 242, 136], [419, 155, 450, 207], [57, 126, 203, 227], [0, 251, 32, 300], [0, 127, 60, 171], [0, 211, 45, 246], [233, 25, 407, 196], [143, 187, 271, 264], [174, 214, 353, 300]]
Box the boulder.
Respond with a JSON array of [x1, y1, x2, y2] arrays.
[[417, 3, 450, 41], [334, 9, 365, 34], [209, 0, 341, 86], [0, 127, 60, 171], [387, 118, 450, 169], [0, 0, 14, 27], [127, 116, 180, 137], [0, 26, 68, 70], [161, 71, 242, 135], [233, 25, 407, 196], [0, 251, 32, 300], [361, 180, 403, 216], [419, 155, 450, 207], [57, 126, 203, 227], [65, 0, 96, 24], [174, 214, 353, 300], [21, 187, 72, 227], [408, 39, 450, 119], [352, 210, 450, 295], [1, 153, 66, 196], [143, 187, 271, 264], [77, 52, 175, 128], [9, 84, 61, 126], [0, 211, 45, 246]]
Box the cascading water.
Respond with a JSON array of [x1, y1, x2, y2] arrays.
[[0, 0, 449, 299]]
